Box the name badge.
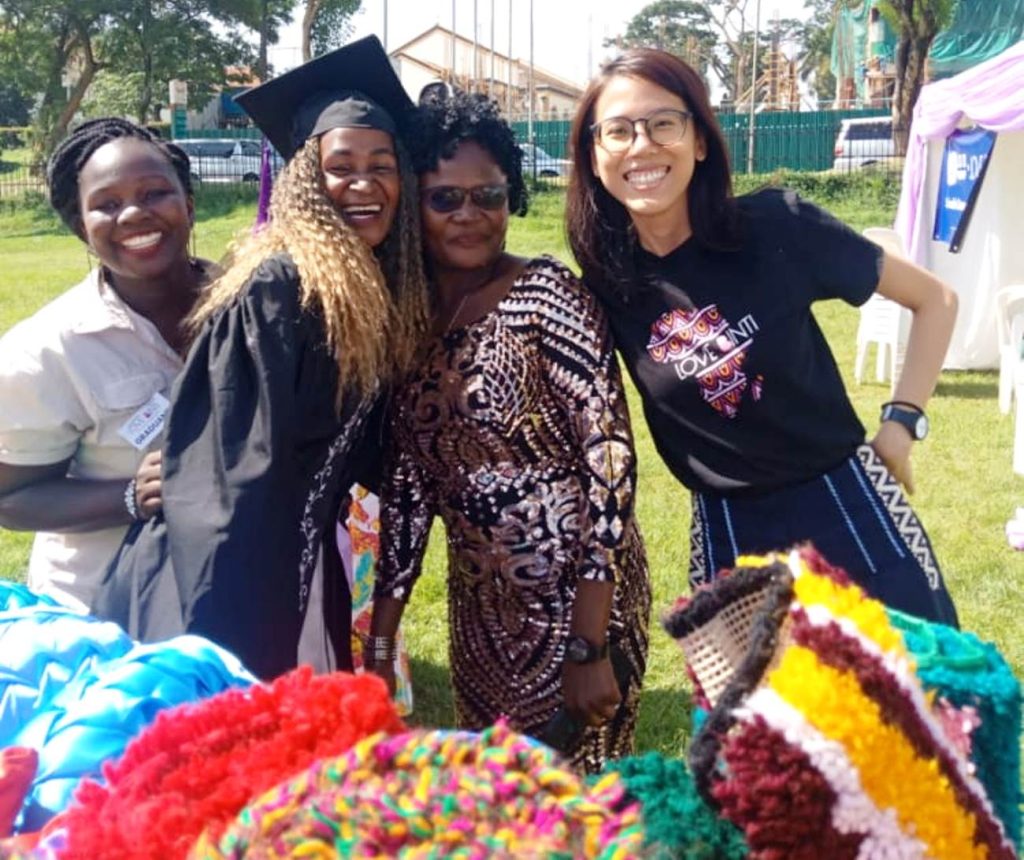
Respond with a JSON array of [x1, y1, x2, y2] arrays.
[[117, 392, 170, 450]]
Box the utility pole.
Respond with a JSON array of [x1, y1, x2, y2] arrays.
[[472, 0, 478, 93], [528, 0, 534, 155], [490, 0, 496, 98], [746, 0, 762, 174], [507, 0, 513, 117], [587, 12, 593, 78], [451, 0, 457, 87]]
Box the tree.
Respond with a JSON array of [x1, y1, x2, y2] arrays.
[[245, 0, 292, 80], [0, 0, 265, 165], [0, 0, 119, 165], [607, 0, 762, 107], [99, 0, 256, 123], [877, 0, 958, 150], [300, 0, 360, 61], [607, 1, 722, 86], [795, 0, 838, 106], [0, 82, 31, 125]]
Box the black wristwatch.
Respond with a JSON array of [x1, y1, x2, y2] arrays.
[[880, 401, 929, 441], [565, 634, 609, 664]]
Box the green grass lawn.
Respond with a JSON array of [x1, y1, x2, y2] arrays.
[[1, 178, 1021, 759]]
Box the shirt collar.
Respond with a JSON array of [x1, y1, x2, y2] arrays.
[[68, 268, 137, 335]]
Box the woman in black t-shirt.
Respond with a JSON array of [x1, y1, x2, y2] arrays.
[[566, 48, 959, 626]]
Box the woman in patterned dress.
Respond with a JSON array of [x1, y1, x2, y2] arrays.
[[366, 90, 651, 773]]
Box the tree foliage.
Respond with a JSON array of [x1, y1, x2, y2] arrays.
[[877, 0, 958, 150], [0, 82, 31, 126], [0, 0, 287, 166], [602, 0, 835, 109], [607, 1, 721, 85], [301, 0, 361, 61], [795, 0, 837, 106]]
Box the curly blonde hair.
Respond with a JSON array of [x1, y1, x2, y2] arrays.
[[191, 134, 429, 405]]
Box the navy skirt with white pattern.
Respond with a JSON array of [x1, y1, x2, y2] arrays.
[[689, 444, 959, 627]]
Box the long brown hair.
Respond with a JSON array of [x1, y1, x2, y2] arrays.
[[565, 48, 738, 303], [191, 135, 429, 406]]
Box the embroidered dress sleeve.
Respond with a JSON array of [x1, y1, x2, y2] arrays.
[[376, 434, 437, 602], [534, 259, 638, 583]]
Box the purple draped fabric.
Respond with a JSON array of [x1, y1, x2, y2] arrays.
[[255, 136, 273, 231], [896, 41, 1024, 263]]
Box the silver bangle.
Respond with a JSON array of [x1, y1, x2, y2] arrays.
[[367, 634, 397, 664], [124, 478, 140, 520]]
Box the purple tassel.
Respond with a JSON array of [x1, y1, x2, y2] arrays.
[[254, 137, 273, 231]]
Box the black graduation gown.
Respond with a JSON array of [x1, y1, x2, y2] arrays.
[[94, 253, 384, 679]]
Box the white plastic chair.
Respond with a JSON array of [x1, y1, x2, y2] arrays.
[[995, 284, 1024, 415], [854, 228, 910, 392], [1014, 359, 1024, 475]]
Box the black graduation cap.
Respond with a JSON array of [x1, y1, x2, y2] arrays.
[[234, 35, 415, 161]]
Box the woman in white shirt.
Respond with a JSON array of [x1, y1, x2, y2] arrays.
[[0, 118, 212, 611]]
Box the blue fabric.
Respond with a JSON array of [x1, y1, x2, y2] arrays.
[[0, 582, 59, 613], [693, 449, 958, 627], [0, 608, 133, 744], [0, 590, 256, 832]]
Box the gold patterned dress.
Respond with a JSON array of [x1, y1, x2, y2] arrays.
[[376, 256, 651, 772]]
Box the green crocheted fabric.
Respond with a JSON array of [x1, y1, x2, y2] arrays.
[[598, 752, 747, 859], [889, 608, 1022, 848]]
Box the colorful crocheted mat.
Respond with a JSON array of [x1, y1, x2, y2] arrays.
[[599, 752, 747, 860], [54, 667, 404, 860], [888, 608, 1022, 848], [663, 547, 1017, 860], [191, 721, 644, 859]]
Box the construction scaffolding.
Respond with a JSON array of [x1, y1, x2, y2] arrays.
[[831, 0, 1024, 108]]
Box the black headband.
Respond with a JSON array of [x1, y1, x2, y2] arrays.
[[297, 90, 398, 147]]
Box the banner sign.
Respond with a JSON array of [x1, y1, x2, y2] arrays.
[[933, 128, 996, 246]]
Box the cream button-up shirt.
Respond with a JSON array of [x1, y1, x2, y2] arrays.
[[0, 269, 183, 611]]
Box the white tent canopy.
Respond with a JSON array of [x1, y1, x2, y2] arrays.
[[895, 41, 1024, 370]]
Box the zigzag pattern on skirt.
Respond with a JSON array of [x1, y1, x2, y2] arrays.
[[689, 494, 708, 590], [855, 444, 942, 591]]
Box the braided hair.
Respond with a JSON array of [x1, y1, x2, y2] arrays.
[[408, 89, 528, 216], [46, 117, 193, 237]]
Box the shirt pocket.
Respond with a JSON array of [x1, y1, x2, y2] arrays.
[[92, 372, 167, 414]]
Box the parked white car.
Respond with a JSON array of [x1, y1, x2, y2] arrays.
[[175, 138, 281, 184], [519, 142, 571, 179], [832, 118, 899, 171]]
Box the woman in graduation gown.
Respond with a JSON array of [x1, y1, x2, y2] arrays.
[[93, 37, 430, 679]]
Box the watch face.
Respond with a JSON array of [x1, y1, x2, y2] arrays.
[[915, 414, 929, 440], [566, 637, 591, 663]]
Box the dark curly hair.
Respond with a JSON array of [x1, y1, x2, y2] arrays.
[[408, 89, 528, 216], [47, 117, 193, 237]]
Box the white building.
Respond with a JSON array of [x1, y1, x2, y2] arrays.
[[389, 25, 583, 120]]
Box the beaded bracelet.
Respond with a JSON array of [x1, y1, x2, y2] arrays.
[[366, 635, 397, 664], [124, 478, 140, 521]]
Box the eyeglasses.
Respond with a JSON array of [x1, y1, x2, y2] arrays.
[[590, 109, 693, 152], [422, 183, 510, 214]]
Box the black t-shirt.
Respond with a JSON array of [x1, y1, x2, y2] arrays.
[[597, 188, 883, 496]]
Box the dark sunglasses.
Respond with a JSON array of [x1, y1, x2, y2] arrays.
[[422, 183, 510, 214]]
